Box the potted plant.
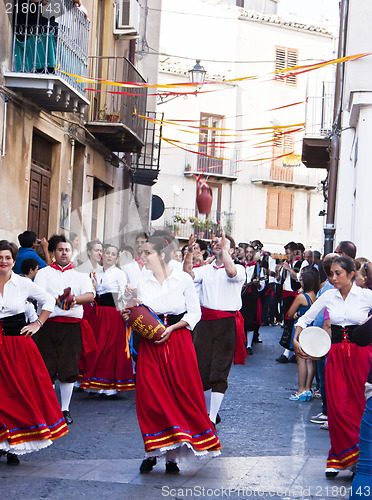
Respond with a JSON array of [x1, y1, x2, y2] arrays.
[[173, 213, 187, 224], [165, 221, 180, 235], [106, 110, 120, 122]]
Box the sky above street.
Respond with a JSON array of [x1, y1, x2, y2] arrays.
[[278, 0, 340, 23]]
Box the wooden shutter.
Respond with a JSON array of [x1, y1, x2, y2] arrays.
[[286, 49, 298, 86], [278, 190, 294, 230], [266, 189, 279, 229], [275, 47, 298, 86], [266, 189, 294, 230]]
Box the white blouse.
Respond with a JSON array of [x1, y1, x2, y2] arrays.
[[96, 266, 127, 297], [0, 272, 55, 318], [137, 268, 201, 330], [296, 283, 372, 330]]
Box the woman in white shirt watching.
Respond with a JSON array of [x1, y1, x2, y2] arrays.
[[293, 256, 372, 479], [0, 240, 68, 465], [123, 237, 221, 474]]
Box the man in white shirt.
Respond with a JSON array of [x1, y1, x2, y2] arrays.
[[34, 236, 95, 425], [184, 231, 245, 427]]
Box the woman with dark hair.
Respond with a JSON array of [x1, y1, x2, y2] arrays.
[[79, 244, 134, 395], [293, 257, 372, 478], [0, 240, 68, 465], [123, 237, 220, 474], [77, 240, 103, 275], [287, 269, 319, 401]]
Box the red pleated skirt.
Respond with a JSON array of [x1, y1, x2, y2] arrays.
[[136, 328, 221, 458], [326, 342, 372, 469], [79, 306, 135, 394], [0, 335, 68, 454]]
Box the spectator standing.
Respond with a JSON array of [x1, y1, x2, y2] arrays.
[[14, 231, 50, 274]]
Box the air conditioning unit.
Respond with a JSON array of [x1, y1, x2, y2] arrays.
[[114, 0, 141, 38]]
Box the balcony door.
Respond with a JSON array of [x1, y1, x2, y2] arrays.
[[198, 113, 224, 174], [28, 134, 52, 238]]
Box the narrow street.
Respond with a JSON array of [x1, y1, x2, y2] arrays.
[[1, 326, 352, 499]]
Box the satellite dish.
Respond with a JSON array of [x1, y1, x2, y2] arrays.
[[172, 184, 183, 196]]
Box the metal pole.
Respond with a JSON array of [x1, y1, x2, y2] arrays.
[[323, 0, 349, 255]]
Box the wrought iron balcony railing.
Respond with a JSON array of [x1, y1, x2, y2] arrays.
[[5, 0, 90, 114], [251, 164, 325, 189], [184, 146, 239, 180], [86, 56, 147, 152], [163, 207, 235, 240], [305, 81, 335, 136]]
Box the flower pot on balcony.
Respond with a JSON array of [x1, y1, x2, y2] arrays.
[[106, 114, 120, 122]]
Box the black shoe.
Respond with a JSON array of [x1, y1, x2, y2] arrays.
[[62, 410, 73, 425], [215, 413, 221, 425], [7, 453, 20, 466], [288, 354, 297, 363], [253, 337, 263, 343], [276, 354, 289, 364], [325, 468, 339, 478], [246, 347, 253, 355], [140, 457, 157, 474], [165, 461, 180, 474]]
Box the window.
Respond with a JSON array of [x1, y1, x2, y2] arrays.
[[198, 113, 224, 174], [266, 189, 294, 230], [275, 47, 298, 86]]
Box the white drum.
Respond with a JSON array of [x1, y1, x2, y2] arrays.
[[299, 326, 331, 358]]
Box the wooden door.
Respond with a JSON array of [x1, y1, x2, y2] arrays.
[[28, 167, 50, 237]]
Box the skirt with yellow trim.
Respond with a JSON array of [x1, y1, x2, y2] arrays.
[[79, 306, 135, 394], [0, 335, 68, 455], [326, 342, 372, 470], [136, 328, 221, 458]]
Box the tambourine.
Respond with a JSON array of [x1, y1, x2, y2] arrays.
[[127, 304, 166, 342], [299, 326, 331, 358]]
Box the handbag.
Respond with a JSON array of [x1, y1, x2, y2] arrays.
[[279, 319, 295, 349]]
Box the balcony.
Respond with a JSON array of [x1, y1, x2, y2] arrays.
[[85, 56, 147, 153], [251, 164, 324, 190], [184, 146, 238, 181], [4, 0, 90, 114], [132, 111, 164, 186], [163, 207, 235, 241], [302, 81, 335, 169]]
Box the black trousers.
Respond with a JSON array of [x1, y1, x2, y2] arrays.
[[193, 316, 236, 394], [34, 321, 82, 383]]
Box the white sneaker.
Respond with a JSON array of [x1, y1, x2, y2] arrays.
[[320, 421, 329, 430], [310, 412, 328, 424]]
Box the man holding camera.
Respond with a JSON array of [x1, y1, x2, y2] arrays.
[[14, 230, 51, 274]]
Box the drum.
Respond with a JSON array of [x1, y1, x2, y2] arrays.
[[127, 304, 166, 342], [299, 326, 331, 358]]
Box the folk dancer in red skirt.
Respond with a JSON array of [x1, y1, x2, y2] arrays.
[[123, 237, 221, 474], [0, 240, 68, 465], [184, 231, 246, 428], [34, 236, 95, 425], [294, 256, 372, 478], [79, 244, 134, 395]]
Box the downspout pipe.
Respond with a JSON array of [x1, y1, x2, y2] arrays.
[[324, 0, 349, 256]]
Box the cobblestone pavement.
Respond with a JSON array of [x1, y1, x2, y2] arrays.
[[1, 326, 353, 499]]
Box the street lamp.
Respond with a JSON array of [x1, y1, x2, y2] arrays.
[[188, 60, 206, 86], [157, 59, 207, 105]]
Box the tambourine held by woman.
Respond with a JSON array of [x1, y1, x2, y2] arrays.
[[127, 304, 166, 342], [299, 326, 331, 358]]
